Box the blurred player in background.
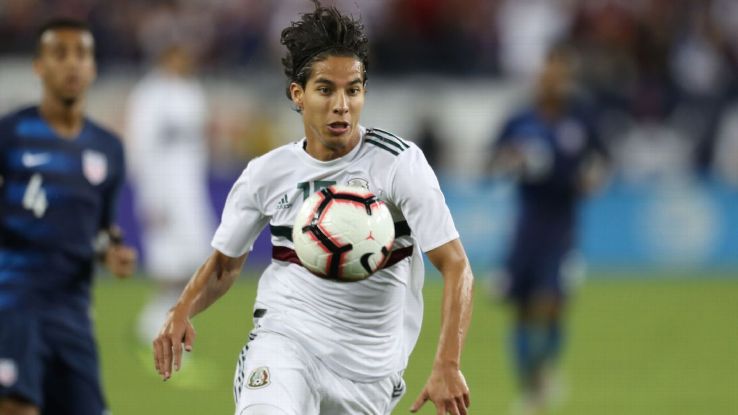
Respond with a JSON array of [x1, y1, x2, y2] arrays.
[[489, 46, 609, 414], [153, 1, 473, 414], [126, 42, 214, 345], [0, 18, 136, 415]]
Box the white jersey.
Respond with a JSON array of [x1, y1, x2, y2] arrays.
[[212, 127, 458, 382], [126, 71, 213, 277]]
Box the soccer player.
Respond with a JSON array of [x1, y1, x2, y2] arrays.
[[488, 46, 608, 414], [0, 18, 136, 415], [153, 2, 474, 415], [126, 43, 214, 345]]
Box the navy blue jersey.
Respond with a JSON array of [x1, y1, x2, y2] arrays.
[[0, 106, 125, 311], [496, 106, 605, 251]]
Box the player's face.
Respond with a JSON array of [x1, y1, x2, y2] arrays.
[[291, 55, 365, 160], [34, 29, 96, 104], [538, 55, 572, 103]]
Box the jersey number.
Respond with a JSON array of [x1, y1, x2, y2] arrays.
[[23, 173, 48, 218], [297, 180, 336, 200]]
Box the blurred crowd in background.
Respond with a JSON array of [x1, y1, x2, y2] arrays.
[[2, 0, 738, 184]]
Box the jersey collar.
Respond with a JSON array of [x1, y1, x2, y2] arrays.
[[295, 125, 366, 168]]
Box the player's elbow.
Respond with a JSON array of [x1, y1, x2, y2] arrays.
[[428, 239, 472, 278], [213, 263, 240, 290], [213, 251, 246, 285], [439, 258, 474, 289]]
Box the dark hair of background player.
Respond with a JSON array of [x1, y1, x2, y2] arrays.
[[35, 17, 92, 56]]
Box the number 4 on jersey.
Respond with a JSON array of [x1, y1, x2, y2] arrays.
[[23, 173, 48, 218]]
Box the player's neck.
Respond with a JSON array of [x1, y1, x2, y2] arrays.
[[39, 95, 85, 139], [304, 132, 360, 161], [537, 97, 565, 121]]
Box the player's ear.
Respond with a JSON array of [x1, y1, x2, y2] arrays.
[[289, 82, 304, 110]]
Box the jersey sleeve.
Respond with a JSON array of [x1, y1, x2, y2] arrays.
[[494, 115, 521, 149], [211, 162, 270, 258], [0, 115, 12, 175], [99, 137, 126, 230], [389, 145, 459, 252], [584, 117, 609, 161]]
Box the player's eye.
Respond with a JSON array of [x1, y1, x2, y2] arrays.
[[77, 46, 90, 59], [348, 87, 361, 95], [317, 86, 331, 94]]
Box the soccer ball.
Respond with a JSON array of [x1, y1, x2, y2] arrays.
[[292, 185, 395, 281]]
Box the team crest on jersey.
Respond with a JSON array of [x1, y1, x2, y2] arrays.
[[346, 177, 369, 190], [0, 359, 17, 387], [83, 150, 108, 185], [556, 119, 585, 155], [246, 366, 270, 389]]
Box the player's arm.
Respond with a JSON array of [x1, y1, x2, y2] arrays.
[[578, 121, 611, 196], [179, 249, 247, 317], [98, 141, 137, 279], [487, 143, 526, 177], [153, 249, 247, 380], [486, 118, 526, 177], [578, 152, 609, 196], [411, 238, 473, 415], [99, 225, 137, 279]]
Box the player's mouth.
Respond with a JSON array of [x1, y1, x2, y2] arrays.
[[327, 121, 350, 135]]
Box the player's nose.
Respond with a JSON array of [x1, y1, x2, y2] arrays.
[[62, 56, 82, 71], [332, 92, 349, 115]]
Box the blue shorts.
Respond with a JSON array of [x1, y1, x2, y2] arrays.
[[0, 307, 107, 415], [502, 246, 572, 305]]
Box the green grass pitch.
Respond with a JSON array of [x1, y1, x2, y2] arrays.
[[94, 274, 738, 414]]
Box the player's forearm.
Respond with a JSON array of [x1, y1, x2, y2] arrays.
[[426, 240, 474, 369], [174, 251, 245, 318], [434, 260, 474, 368], [188, 268, 239, 317], [488, 146, 525, 177]]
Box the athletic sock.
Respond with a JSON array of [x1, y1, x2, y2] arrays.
[[543, 321, 563, 364], [512, 323, 548, 390]]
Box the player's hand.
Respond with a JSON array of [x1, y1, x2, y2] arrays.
[[410, 365, 470, 415], [153, 306, 196, 381], [104, 244, 137, 279]]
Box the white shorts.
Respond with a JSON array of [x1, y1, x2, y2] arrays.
[[233, 329, 405, 415]]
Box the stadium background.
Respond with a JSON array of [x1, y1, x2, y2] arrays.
[[1, 0, 737, 413]]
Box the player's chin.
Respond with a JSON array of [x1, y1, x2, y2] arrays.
[[323, 130, 353, 147], [58, 89, 83, 103]]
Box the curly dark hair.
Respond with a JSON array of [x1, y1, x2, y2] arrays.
[[280, 0, 369, 101]]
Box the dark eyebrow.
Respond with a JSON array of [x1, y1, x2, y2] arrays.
[[314, 78, 335, 86], [314, 77, 363, 86]]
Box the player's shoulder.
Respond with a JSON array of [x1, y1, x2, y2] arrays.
[[498, 108, 540, 140], [363, 127, 418, 158], [0, 106, 37, 131], [508, 108, 537, 126], [85, 118, 124, 152], [130, 72, 167, 97], [242, 140, 302, 175]]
